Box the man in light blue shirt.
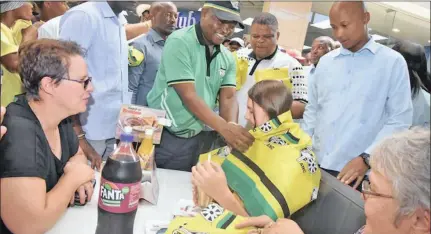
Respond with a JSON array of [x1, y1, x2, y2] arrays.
[[60, 1, 131, 169], [302, 1, 412, 190], [129, 2, 178, 106], [306, 36, 336, 151]]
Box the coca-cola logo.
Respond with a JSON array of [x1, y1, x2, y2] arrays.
[[100, 182, 129, 207]]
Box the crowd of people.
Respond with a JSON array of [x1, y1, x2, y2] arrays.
[[0, 1, 430, 234]]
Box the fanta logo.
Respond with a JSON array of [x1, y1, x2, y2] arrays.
[[100, 182, 129, 207]]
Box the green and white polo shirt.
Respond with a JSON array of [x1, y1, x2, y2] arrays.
[[147, 23, 236, 138]]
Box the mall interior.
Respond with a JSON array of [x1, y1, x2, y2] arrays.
[[124, 1, 430, 69]]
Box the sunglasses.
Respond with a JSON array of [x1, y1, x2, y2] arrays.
[[61, 77, 92, 90]]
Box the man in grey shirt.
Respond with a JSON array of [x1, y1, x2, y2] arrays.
[[129, 2, 178, 106]]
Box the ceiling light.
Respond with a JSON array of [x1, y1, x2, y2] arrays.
[[234, 28, 243, 33], [371, 34, 388, 41], [311, 19, 331, 29], [303, 45, 311, 50], [242, 18, 253, 26], [392, 28, 400, 33]]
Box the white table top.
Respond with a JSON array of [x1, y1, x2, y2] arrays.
[[46, 169, 192, 234]]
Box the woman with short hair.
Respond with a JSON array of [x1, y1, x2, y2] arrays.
[[0, 39, 95, 234]]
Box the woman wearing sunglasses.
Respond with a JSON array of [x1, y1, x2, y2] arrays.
[[180, 80, 320, 232], [235, 127, 430, 234], [0, 39, 95, 234]]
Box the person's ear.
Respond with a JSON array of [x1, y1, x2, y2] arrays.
[[39, 76, 56, 96], [276, 31, 280, 41], [412, 208, 430, 233], [364, 12, 370, 25]]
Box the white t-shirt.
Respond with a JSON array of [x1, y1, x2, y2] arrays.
[[236, 47, 308, 126], [38, 16, 62, 39]]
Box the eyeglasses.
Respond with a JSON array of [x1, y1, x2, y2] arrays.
[[61, 77, 92, 90], [362, 180, 393, 200]]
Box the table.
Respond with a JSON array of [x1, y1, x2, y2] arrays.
[[46, 169, 192, 234]]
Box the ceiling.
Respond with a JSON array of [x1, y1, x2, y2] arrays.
[[309, 2, 431, 46]]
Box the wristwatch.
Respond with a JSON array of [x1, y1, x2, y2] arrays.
[[360, 153, 370, 168]]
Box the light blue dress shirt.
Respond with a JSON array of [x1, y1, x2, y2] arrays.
[[59, 2, 131, 140], [302, 39, 413, 171], [129, 29, 165, 106]]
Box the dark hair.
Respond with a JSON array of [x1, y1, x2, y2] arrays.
[[142, 9, 149, 15], [252, 12, 278, 32], [248, 80, 292, 119], [35, 1, 44, 9], [18, 39, 85, 100], [392, 40, 431, 97]]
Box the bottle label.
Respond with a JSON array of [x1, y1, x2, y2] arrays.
[[98, 177, 141, 213]]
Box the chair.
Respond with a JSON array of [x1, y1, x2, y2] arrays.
[[291, 171, 366, 234]]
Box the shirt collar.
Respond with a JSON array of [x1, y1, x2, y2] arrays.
[[194, 23, 220, 50], [98, 2, 116, 18], [249, 46, 278, 61], [336, 37, 379, 57], [194, 22, 206, 45], [148, 28, 165, 43]]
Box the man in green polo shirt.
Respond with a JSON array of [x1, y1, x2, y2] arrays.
[[147, 1, 254, 171]]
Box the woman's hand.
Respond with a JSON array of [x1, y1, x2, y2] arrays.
[[236, 215, 274, 229], [1, 106, 6, 140], [236, 216, 304, 234], [64, 161, 95, 188], [192, 184, 198, 206], [191, 161, 230, 202], [70, 181, 94, 206]]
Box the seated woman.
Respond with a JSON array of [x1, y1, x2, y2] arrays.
[[236, 127, 431, 234], [0, 39, 95, 234], [191, 80, 321, 221]]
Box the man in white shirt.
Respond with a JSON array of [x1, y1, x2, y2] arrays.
[[235, 13, 307, 127], [38, 15, 61, 39]]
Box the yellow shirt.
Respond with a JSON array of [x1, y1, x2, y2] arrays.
[[12, 19, 32, 45], [166, 112, 321, 233], [1, 23, 24, 106]]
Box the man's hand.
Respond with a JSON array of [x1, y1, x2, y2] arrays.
[[21, 21, 44, 42], [1, 106, 6, 140], [219, 122, 254, 152], [337, 156, 369, 189], [69, 181, 94, 206], [191, 161, 230, 202], [80, 140, 102, 171]]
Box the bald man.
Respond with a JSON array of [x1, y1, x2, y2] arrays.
[[302, 1, 412, 190], [129, 2, 177, 105]]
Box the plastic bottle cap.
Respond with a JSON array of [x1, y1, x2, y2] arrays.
[[120, 126, 134, 142], [124, 126, 133, 134], [145, 128, 154, 135]]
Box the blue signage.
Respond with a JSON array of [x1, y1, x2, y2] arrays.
[[177, 10, 201, 29]]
